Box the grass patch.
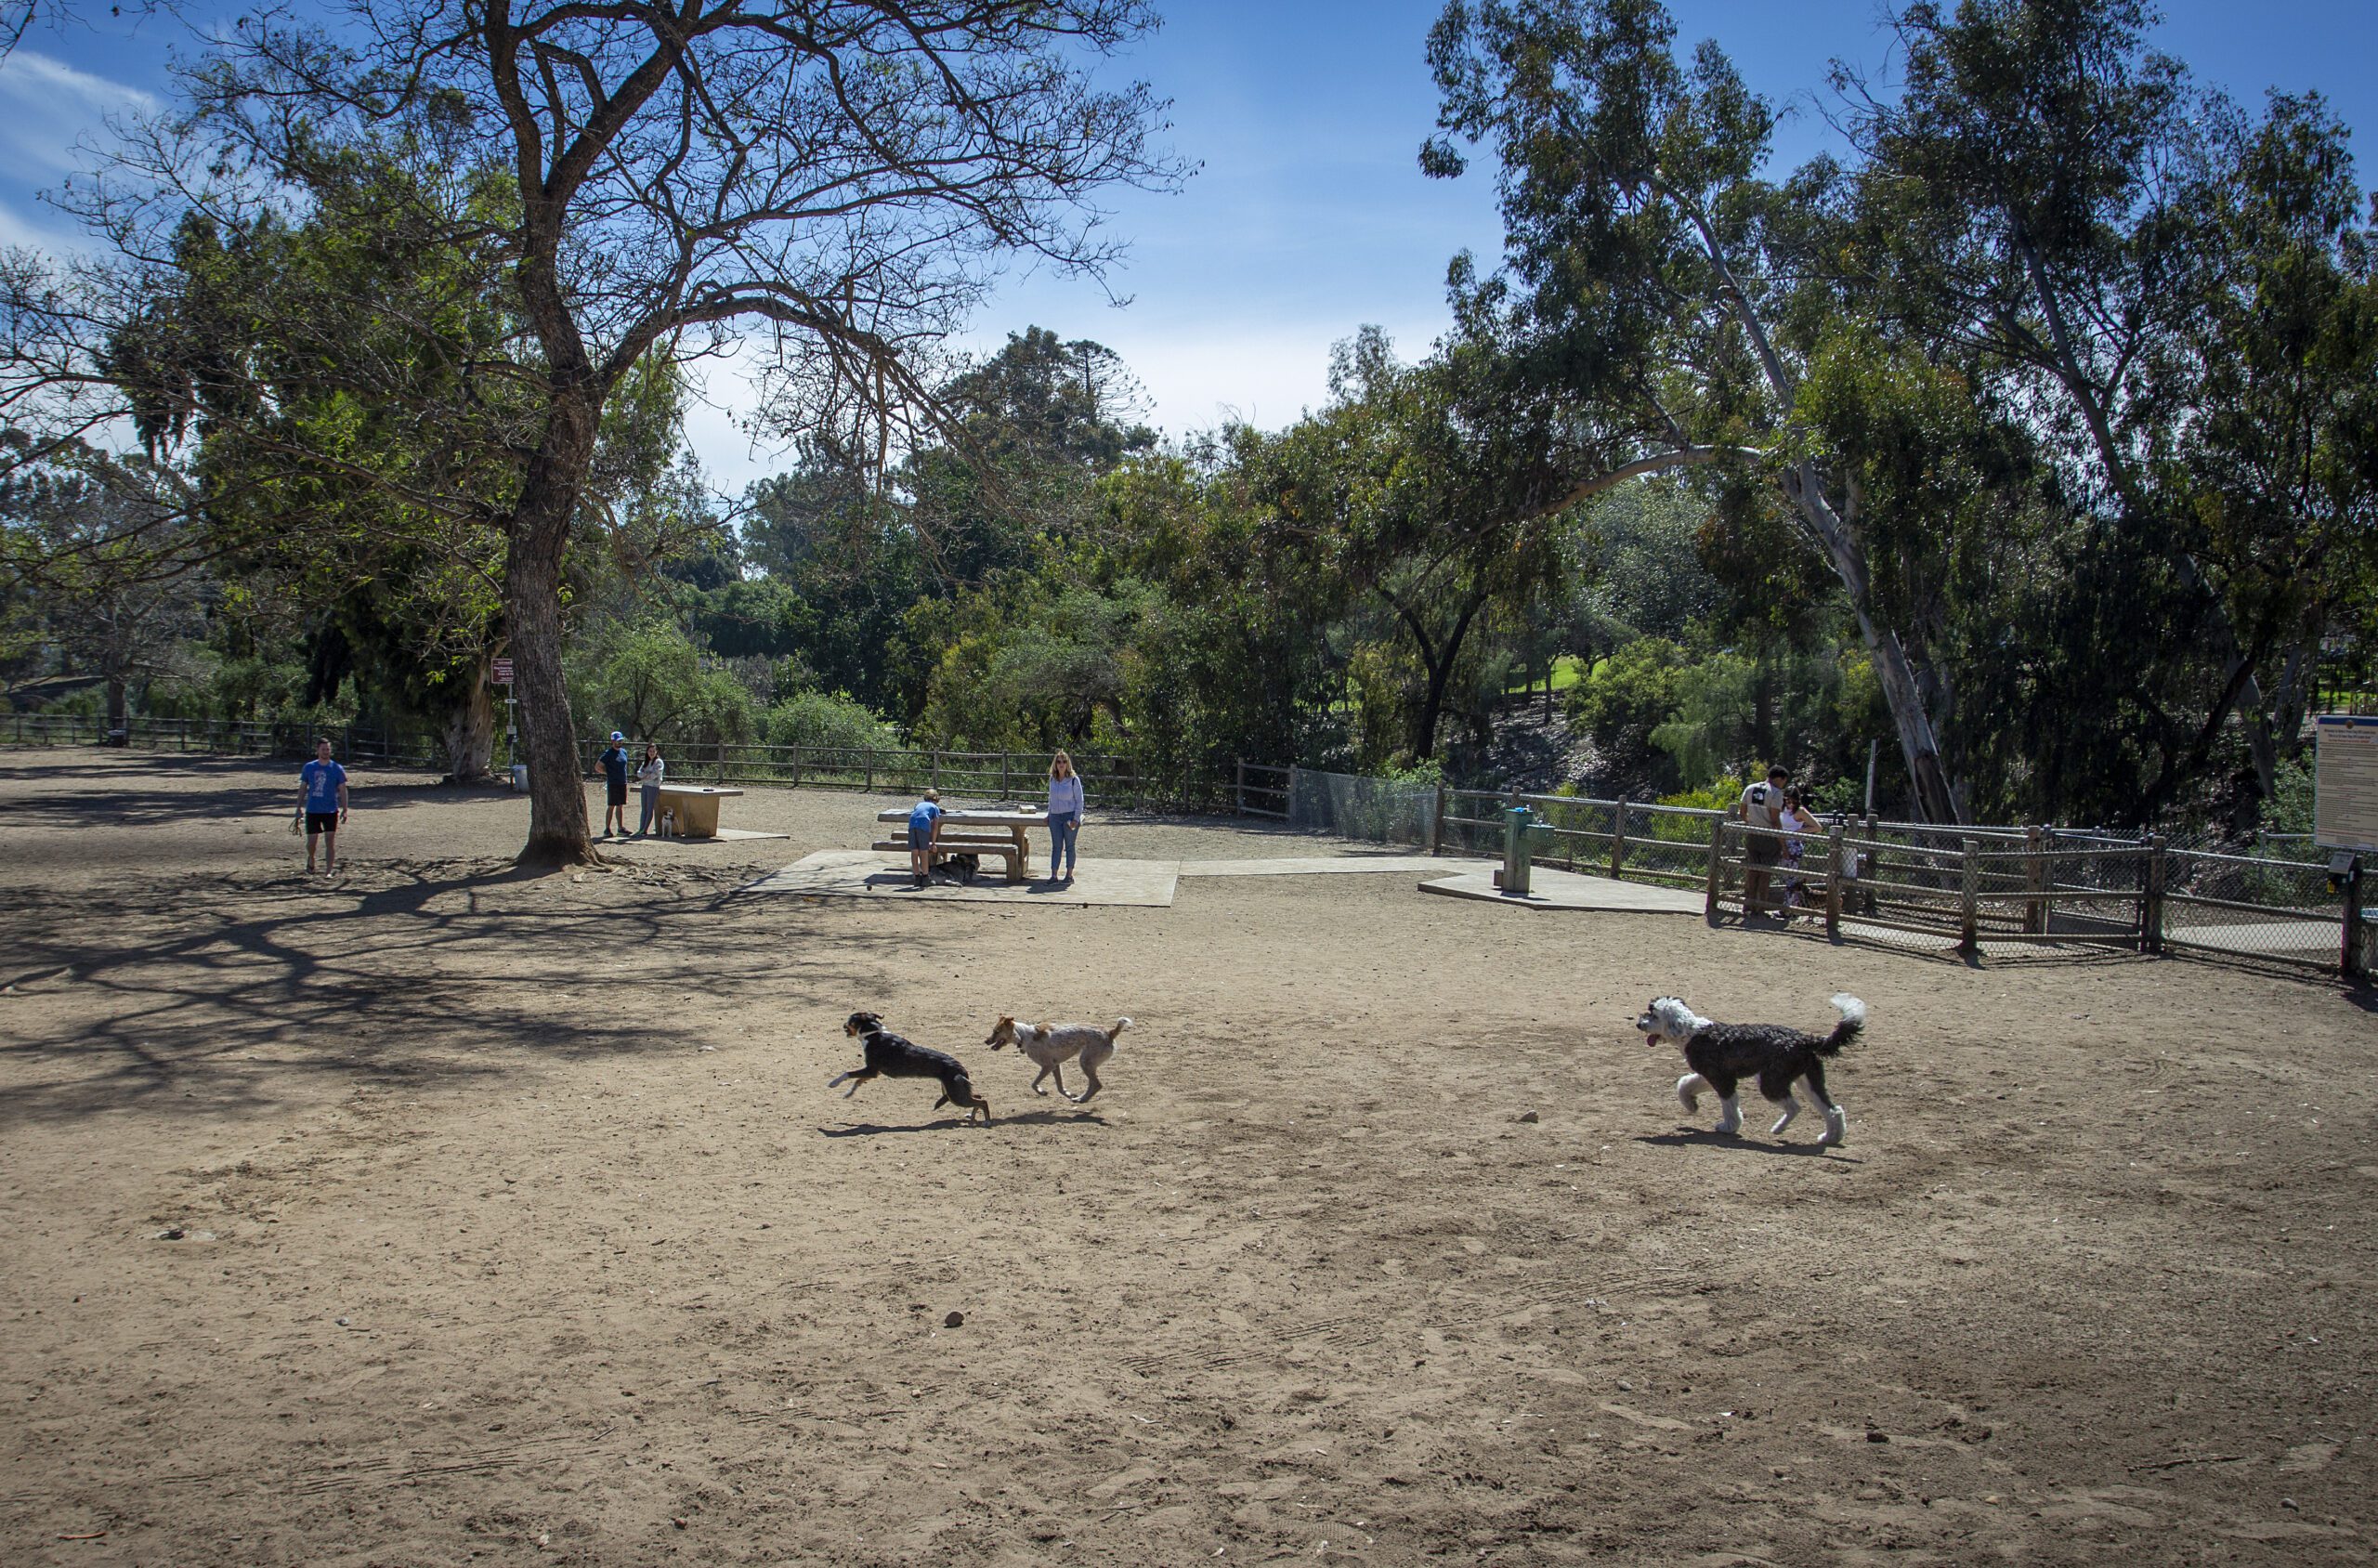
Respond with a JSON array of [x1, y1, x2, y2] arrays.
[[1503, 654, 1584, 697]]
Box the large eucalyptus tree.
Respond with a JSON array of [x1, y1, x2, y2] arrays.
[[1424, 0, 1971, 821], [4, 1, 1178, 863]]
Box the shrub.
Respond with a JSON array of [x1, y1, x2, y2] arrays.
[[1567, 637, 1687, 770], [764, 689, 897, 754]]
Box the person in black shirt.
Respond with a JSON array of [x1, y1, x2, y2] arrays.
[[597, 730, 631, 838]]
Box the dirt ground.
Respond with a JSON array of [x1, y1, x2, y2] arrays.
[[3, 748, 2373, 1567]]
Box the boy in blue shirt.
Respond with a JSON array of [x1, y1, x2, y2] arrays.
[[906, 790, 943, 887], [597, 730, 631, 837], [299, 737, 350, 874]]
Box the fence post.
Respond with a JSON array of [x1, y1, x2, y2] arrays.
[[1235, 758, 1247, 816], [1610, 800, 1629, 882], [2024, 824, 2046, 934], [931, 751, 941, 791], [1704, 820, 1729, 926], [1000, 751, 1011, 801], [1824, 825, 1844, 940], [2341, 856, 2365, 982], [865, 750, 875, 793], [2142, 834, 2167, 955], [1959, 837, 1981, 955]]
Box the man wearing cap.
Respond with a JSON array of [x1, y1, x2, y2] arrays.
[[1736, 765, 1791, 921], [597, 730, 632, 838]]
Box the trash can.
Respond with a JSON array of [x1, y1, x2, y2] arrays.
[[511, 764, 529, 792]]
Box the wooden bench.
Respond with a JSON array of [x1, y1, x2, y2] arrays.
[[653, 784, 743, 839], [874, 806, 1044, 884]]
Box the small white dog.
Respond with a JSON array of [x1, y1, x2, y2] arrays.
[[982, 1015, 1131, 1103]]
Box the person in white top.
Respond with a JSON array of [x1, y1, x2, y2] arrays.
[[1044, 750, 1085, 882], [1779, 792, 1817, 915], [634, 742, 667, 836]]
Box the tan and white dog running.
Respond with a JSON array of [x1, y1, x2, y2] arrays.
[[982, 1015, 1131, 1104]]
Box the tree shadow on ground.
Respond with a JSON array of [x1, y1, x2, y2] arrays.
[[3, 775, 499, 831], [0, 858, 950, 1129]]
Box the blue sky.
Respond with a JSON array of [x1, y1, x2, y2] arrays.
[[3, 1, 2371, 488]]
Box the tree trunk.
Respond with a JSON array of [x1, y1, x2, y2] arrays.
[[1398, 587, 1489, 764], [1862, 620, 1961, 825], [443, 660, 497, 784], [1776, 464, 1966, 824], [505, 396, 602, 868], [105, 677, 127, 731]]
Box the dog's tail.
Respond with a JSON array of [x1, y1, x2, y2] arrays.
[[1817, 994, 1866, 1054], [1107, 1016, 1133, 1044]]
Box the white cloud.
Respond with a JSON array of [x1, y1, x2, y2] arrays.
[[0, 194, 85, 254], [0, 48, 156, 179], [0, 49, 160, 114]]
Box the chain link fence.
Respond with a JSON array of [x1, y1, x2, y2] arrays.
[[1286, 769, 1438, 846]]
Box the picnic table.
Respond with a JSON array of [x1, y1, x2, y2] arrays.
[[654, 784, 743, 839], [873, 805, 1046, 883]]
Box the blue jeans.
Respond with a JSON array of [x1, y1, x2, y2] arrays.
[[637, 784, 661, 834], [1046, 811, 1079, 877]]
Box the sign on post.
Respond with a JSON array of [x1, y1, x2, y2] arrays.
[[492, 657, 515, 686], [2315, 714, 2378, 855]]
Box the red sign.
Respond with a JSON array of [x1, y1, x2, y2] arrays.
[[492, 658, 515, 686]]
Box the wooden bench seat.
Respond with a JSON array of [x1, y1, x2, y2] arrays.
[[869, 838, 1026, 882]]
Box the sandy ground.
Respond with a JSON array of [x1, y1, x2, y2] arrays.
[[2, 748, 2374, 1567]]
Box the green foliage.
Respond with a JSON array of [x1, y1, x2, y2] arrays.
[[1643, 776, 1746, 847], [560, 608, 754, 758], [1570, 638, 1689, 777], [2266, 758, 2316, 839], [914, 581, 1151, 751], [763, 690, 896, 754]]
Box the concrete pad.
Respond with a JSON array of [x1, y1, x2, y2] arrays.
[[1181, 855, 1496, 878], [2166, 920, 2343, 959], [1418, 865, 1705, 914], [745, 850, 1179, 908]]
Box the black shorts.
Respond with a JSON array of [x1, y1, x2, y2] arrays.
[[306, 812, 339, 836], [607, 778, 628, 805], [1744, 835, 1782, 867]]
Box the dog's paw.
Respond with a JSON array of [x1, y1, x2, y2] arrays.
[[1031, 1085, 1050, 1096]]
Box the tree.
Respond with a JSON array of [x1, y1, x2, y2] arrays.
[[6, 2, 1178, 865], [1831, 0, 2377, 821], [1425, 0, 1971, 820], [0, 447, 203, 726]]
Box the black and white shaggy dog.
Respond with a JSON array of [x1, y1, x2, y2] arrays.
[[1634, 994, 1864, 1146], [830, 1012, 992, 1124]]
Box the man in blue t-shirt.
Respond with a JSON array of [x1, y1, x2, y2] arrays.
[[597, 730, 631, 837], [299, 737, 350, 874], [906, 790, 943, 887]]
